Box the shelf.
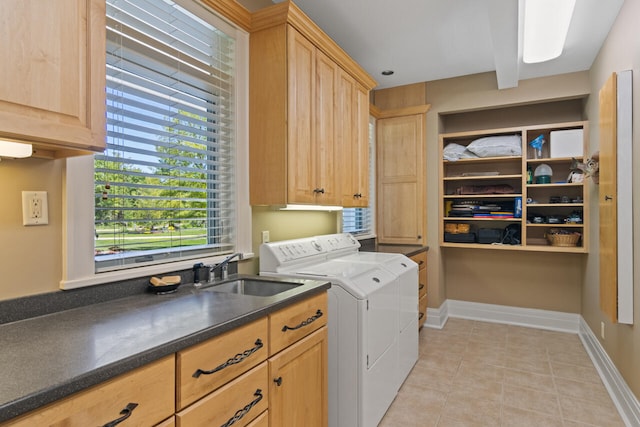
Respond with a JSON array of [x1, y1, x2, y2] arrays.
[[526, 183, 583, 188], [526, 223, 583, 228], [441, 242, 587, 253], [444, 174, 522, 181], [444, 156, 521, 164], [443, 217, 521, 222], [444, 194, 522, 199], [527, 156, 583, 163], [526, 203, 583, 207], [440, 121, 588, 254]]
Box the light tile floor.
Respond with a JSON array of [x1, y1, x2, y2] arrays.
[[380, 318, 625, 427]]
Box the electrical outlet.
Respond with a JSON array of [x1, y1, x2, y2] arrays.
[[601, 321, 605, 340], [261, 230, 270, 243], [22, 191, 48, 226]]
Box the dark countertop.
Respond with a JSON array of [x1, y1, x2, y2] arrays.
[[0, 275, 330, 423], [374, 244, 429, 257]]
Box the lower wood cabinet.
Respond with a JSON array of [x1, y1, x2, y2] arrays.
[[410, 251, 428, 328], [3, 292, 328, 427], [269, 328, 328, 427], [2, 356, 175, 427]]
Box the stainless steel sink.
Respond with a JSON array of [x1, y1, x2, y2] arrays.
[[205, 279, 302, 297]]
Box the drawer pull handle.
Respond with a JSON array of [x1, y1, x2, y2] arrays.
[[418, 312, 424, 320], [274, 376, 283, 386], [281, 309, 323, 332], [220, 389, 263, 427], [419, 284, 425, 290], [102, 402, 138, 427], [193, 339, 264, 378]]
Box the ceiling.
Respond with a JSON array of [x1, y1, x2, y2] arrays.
[[237, 0, 624, 90]]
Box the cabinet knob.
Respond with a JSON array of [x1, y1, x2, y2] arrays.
[[417, 235, 422, 239], [274, 376, 283, 386], [354, 193, 362, 198], [605, 195, 613, 201]]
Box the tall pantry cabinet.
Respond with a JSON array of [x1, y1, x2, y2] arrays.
[[249, 2, 376, 207], [375, 106, 430, 245]]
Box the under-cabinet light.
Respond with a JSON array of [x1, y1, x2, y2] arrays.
[[523, 0, 576, 64], [0, 139, 32, 158], [276, 204, 343, 212]]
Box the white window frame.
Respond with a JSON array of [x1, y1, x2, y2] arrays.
[[61, 12, 251, 290]]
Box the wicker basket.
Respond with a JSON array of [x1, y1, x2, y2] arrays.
[[547, 232, 581, 247], [445, 223, 471, 234]]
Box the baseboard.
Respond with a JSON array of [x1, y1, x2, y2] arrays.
[[425, 299, 639, 427], [424, 302, 448, 329], [446, 299, 581, 333], [579, 317, 640, 427]]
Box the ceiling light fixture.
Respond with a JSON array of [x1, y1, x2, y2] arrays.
[[381, 70, 394, 76], [523, 0, 576, 64], [0, 139, 32, 158]]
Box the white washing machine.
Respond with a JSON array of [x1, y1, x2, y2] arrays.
[[312, 234, 419, 389], [260, 234, 418, 427]]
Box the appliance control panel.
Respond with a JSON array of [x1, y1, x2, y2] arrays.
[[260, 233, 361, 271]]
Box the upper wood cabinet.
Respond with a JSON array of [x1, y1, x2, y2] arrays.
[[376, 107, 429, 244], [249, 2, 376, 206], [0, 0, 106, 158], [338, 70, 370, 207]]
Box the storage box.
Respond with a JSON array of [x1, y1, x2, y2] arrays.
[[477, 228, 502, 244], [550, 129, 583, 158], [444, 232, 476, 243]]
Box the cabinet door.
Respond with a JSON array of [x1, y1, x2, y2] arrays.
[[354, 84, 371, 207], [269, 328, 328, 427], [377, 114, 426, 244], [338, 71, 370, 208], [314, 50, 339, 205], [287, 27, 316, 204], [0, 0, 105, 154]]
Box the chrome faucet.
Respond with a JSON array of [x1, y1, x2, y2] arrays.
[[207, 252, 244, 283]]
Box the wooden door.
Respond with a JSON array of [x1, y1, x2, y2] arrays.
[[269, 328, 328, 427], [377, 114, 425, 244], [287, 27, 316, 204], [599, 72, 618, 323], [315, 50, 339, 205], [0, 0, 105, 153]]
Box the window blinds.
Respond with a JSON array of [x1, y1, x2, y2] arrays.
[[96, 0, 237, 271]]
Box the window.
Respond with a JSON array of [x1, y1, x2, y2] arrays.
[[62, 0, 250, 287], [342, 116, 376, 237], [96, 0, 239, 271]]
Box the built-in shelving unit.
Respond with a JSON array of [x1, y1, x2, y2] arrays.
[[439, 121, 589, 253]]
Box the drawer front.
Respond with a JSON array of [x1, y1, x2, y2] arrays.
[[269, 292, 328, 356], [177, 317, 268, 410], [176, 362, 268, 427], [410, 251, 427, 270], [418, 268, 427, 298], [3, 356, 175, 427], [155, 416, 175, 427], [419, 294, 428, 327], [246, 411, 268, 427]]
